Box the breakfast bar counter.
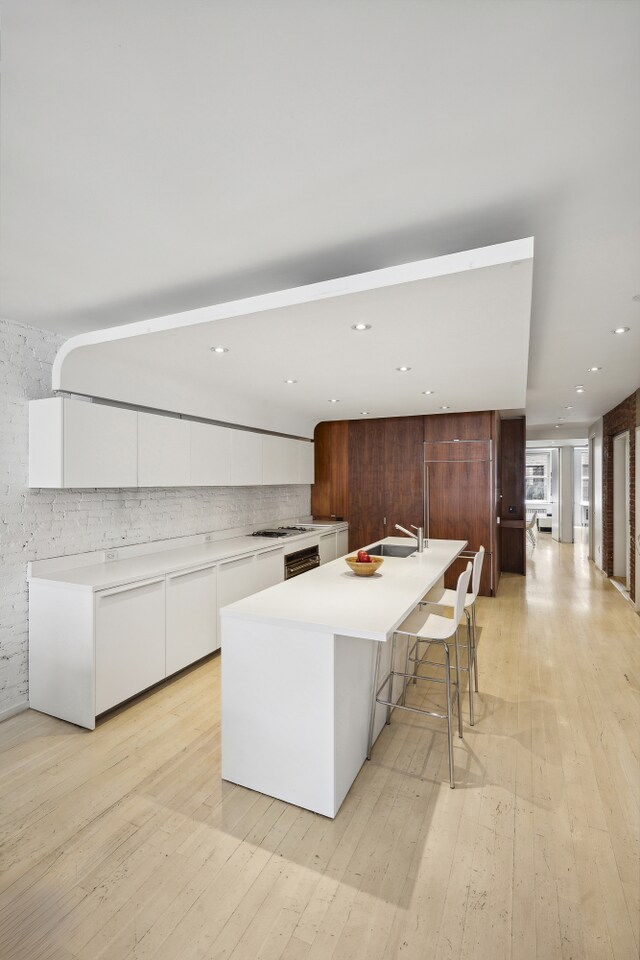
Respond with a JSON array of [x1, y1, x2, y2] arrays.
[[221, 537, 466, 817]]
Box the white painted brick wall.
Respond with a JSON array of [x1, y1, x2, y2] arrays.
[[0, 318, 310, 717]]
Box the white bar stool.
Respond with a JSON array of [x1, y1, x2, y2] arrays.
[[420, 545, 484, 725], [366, 562, 472, 789]]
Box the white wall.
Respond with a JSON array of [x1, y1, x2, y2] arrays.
[[0, 318, 311, 719], [589, 418, 604, 570]]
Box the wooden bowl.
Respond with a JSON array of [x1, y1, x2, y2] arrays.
[[345, 555, 384, 577]]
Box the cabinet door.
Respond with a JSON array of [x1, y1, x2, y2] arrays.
[[230, 431, 262, 485], [263, 435, 298, 484], [426, 458, 493, 596], [64, 400, 138, 488], [348, 419, 386, 551], [298, 441, 315, 484], [311, 421, 349, 519], [138, 413, 191, 486], [166, 564, 217, 673], [95, 577, 166, 715], [217, 553, 258, 638], [190, 422, 232, 486], [319, 531, 337, 565], [383, 416, 424, 539], [254, 546, 285, 591], [336, 529, 349, 558]]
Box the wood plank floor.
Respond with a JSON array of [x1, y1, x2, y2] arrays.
[[1, 535, 638, 959]]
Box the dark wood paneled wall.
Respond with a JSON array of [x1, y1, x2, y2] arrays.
[[499, 417, 526, 574], [313, 410, 508, 597], [310, 421, 349, 520], [347, 419, 386, 551]]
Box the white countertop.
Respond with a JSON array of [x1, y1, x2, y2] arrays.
[[221, 537, 467, 641], [28, 524, 345, 592]]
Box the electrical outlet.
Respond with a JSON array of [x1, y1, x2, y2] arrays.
[[204, 534, 214, 542], [105, 550, 118, 561]]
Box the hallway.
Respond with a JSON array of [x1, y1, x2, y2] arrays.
[[0, 536, 638, 960]]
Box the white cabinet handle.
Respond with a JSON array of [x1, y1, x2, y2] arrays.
[[219, 553, 255, 567], [98, 576, 165, 598], [320, 532, 335, 539], [257, 546, 284, 556], [167, 563, 216, 580]]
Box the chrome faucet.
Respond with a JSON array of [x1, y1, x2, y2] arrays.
[[395, 523, 425, 552]]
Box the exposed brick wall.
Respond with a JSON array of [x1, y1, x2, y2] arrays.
[[0, 318, 310, 717], [602, 389, 639, 601]]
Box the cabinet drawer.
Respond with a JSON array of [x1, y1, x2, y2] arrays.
[[166, 564, 218, 673], [95, 577, 166, 714]]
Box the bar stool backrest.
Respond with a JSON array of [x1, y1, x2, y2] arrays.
[[454, 562, 473, 626], [471, 546, 485, 602]]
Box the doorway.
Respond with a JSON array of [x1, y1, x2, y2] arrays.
[[612, 431, 630, 591]]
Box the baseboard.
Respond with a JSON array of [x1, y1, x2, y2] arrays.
[[0, 700, 29, 723]]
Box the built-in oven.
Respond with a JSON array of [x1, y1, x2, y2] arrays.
[[284, 544, 320, 580]]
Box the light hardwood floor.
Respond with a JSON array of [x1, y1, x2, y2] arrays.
[[1, 535, 639, 960]]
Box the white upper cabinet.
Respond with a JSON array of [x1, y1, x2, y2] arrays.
[[190, 422, 232, 486], [298, 441, 314, 484], [29, 398, 313, 489], [138, 412, 191, 486], [29, 397, 137, 488], [230, 430, 262, 485], [263, 435, 299, 485]]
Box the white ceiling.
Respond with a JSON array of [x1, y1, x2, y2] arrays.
[[2, 0, 639, 435], [52, 241, 533, 437]]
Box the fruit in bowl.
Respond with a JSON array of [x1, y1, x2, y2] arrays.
[[345, 553, 384, 577]]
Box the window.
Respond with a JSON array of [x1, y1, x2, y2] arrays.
[[580, 449, 589, 503], [525, 451, 551, 502]]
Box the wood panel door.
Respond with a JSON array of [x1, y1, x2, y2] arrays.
[[348, 419, 385, 551], [425, 454, 493, 596], [311, 421, 349, 519], [383, 416, 424, 539]]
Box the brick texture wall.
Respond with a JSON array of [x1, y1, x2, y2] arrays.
[[0, 318, 310, 717], [602, 389, 639, 601]]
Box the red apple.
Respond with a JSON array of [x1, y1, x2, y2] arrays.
[[357, 550, 371, 563]]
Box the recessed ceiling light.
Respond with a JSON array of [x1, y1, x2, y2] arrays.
[[587, 366, 602, 372], [575, 385, 585, 393], [284, 379, 297, 384], [422, 390, 434, 395], [328, 398, 340, 403], [440, 405, 450, 410], [612, 327, 630, 334], [351, 323, 372, 331], [396, 366, 411, 372], [564, 405, 573, 410], [210, 346, 229, 353], [557, 417, 566, 421], [360, 411, 369, 416]]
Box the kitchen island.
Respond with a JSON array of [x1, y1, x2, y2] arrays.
[[220, 536, 466, 817]]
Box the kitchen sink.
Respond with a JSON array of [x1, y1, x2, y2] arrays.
[[366, 543, 416, 558]]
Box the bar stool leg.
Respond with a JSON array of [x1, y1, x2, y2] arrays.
[[465, 609, 474, 726], [386, 632, 397, 725], [366, 642, 382, 760], [443, 642, 455, 788], [401, 634, 411, 705], [472, 602, 479, 692], [453, 627, 463, 739]]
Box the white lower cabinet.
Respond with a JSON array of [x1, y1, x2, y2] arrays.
[[319, 531, 337, 565], [336, 528, 349, 557], [254, 545, 285, 592], [166, 564, 218, 674], [218, 552, 256, 606], [95, 576, 166, 715]]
